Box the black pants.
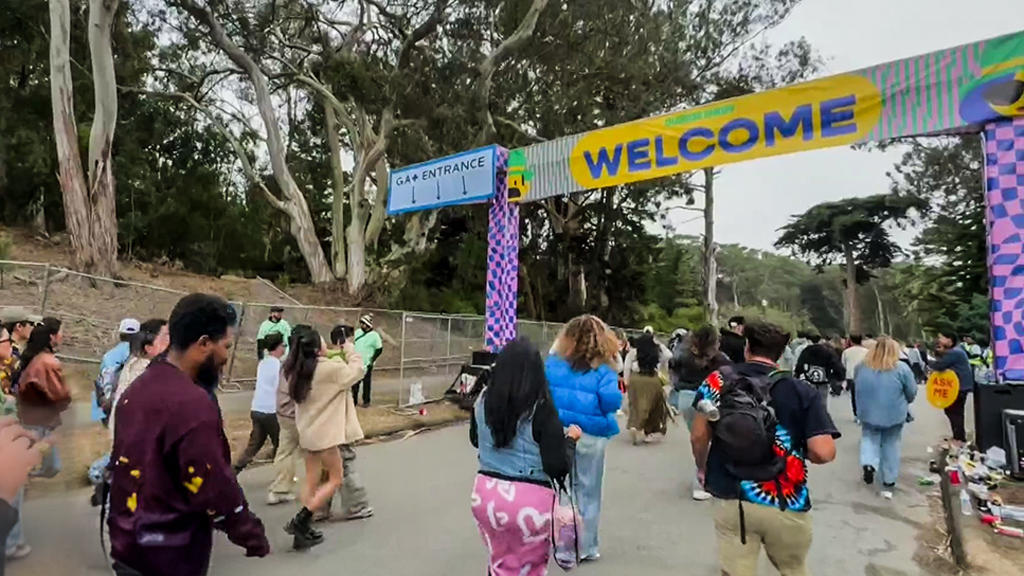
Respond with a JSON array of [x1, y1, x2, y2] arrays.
[[234, 411, 280, 472], [112, 561, 145, 576], [352, 368, 373, 406], [944, 391, 969, 442], [847, 379, 857, 417]]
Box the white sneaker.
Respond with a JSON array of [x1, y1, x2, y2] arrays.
[[881, 490, 894, 500], [629, 427, 642, 446], [692, 487, 713, 501], [266, 492, 296, 505]]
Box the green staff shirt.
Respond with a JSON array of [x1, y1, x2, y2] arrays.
[[257, 318, 292, 352], [353, 329, 383, 369]]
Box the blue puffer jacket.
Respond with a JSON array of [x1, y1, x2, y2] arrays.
[[545, 355, 622, 438]]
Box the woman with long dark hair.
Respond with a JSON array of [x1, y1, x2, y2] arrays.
[[16, 322, 70, 479], [470, 338, 581, 576], [546, 315, 622, 562], [282, 325, 364, 549], [625, 332, 670, 445]]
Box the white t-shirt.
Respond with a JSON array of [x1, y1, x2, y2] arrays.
[[252, 356, 281, 414], [841, 345, 870, 380]]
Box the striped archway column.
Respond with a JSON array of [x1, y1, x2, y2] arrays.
[[485, 148, 519, 352], [984, 115, 1024, 383]]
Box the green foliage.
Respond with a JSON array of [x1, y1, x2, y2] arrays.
[[775, 194, 927, 281]]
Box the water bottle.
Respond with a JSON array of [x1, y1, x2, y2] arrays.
[[959, 489, 973, 516], [697, 398, 720, 422]]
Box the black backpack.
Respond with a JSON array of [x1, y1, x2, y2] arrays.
[[713, 365, 789, 484]]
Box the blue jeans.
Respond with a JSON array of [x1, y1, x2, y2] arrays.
[[860, 424, 904, 486], [673, 389, 698, 431], [24, 425, 61, 478], [573, 434, 609, 558], [4, 487, 25, 553]]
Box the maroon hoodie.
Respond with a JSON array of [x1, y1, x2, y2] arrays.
[[107, 360, 268, 576]]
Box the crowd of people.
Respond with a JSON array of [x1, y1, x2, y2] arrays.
[[0, 294, 997, 576]]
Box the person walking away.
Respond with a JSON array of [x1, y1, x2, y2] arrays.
[[626, 333, 670, 445], [234, 333, 285, 474], [720, 316, 747, 364], [16, 322, 70, 479], [107, 294, 268, 575], [92, 319, 140, 424], [668, 324, 731, 501], [352, 315, 383, 407], [794, 334, 843, 410], [690, 320, 840, 576], [842, 335, 870, 418], [904, 342, 926, 384], [614, 330, 630, 417], [930, 331, 975, 446], [108, 319, 169, 436], [257, 306, 291, 360], [854, 336, 917, 499], [545, 315, 621, 562], [470, 338, 581, 576], [0, 328, 32, 564], [0, 416, 44, 576], [267, 328, 306, 506], [284, 326, 365, 549]]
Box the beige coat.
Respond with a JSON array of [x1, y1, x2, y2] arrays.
[[109, 356, 152, 436], [295, 352, 366, 451]]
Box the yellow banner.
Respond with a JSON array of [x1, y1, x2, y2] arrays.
[[567, 74, 882, 189]]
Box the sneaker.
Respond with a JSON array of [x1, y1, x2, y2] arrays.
[[881, 490, 894, 500], [581, 553, 601, 562], [862, 465, 876, 486], [345, 506, 375, 521], [267, 492, 296, 505], [5, 544, 31, 561], [692, 487, 713, 501], [629, 428, 641, 446]]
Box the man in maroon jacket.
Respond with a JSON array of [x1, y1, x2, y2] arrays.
[[108, 294, 269, 576]]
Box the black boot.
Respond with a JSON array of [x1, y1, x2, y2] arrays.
[[285, 507, 324, 550]]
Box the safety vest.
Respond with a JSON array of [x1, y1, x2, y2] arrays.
[[962, 342, 984, 367]]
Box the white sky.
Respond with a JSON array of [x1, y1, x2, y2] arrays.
[[660, 0, 1024, 252]]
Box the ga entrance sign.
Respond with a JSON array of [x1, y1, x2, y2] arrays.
[[387, 145, 501, 215]]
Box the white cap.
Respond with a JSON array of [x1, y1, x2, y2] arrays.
[[643, 326, 654, 334], [118, 318, 141, 335]]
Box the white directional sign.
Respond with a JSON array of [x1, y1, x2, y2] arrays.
[[387, 145, 499, 215]]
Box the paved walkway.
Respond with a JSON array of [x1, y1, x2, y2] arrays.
[[10, 392, 955, 575]]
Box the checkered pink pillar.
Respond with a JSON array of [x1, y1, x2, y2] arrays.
[[485, 148, 518, 352], [984, 116, 1024, 382]]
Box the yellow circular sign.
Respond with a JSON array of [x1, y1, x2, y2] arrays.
[[927, 370, 961, 409]]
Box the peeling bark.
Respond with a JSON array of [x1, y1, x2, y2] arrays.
[[50, 0, 118, 277], [325, 105, 347, 277], [176, 0, 334, 283]]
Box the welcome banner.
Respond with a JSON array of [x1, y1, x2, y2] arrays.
[[506, 30, 1024, 203]]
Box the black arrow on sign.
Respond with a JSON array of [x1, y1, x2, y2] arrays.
[[411, 185, 416, 204], [436, 180, 441, 201], [462, 175, 468, 196]]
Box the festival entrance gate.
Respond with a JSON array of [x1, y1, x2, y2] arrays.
[[387, 30, 1024, 384]]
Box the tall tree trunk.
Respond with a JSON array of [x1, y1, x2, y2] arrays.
[[177, 0, 333, 283], [84, 0, 120, 277], [872, 282, 885, 335], [325, 105, 346, 278], [843, 241, 861, 335], [702, 167, 719, 327], [50, 0, 102, 274]]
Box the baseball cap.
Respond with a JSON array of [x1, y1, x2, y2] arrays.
[[360, 314, 373, 329], [118, 318, 141, 335], [270, 305, 285, 313], [2, 307, 43, 325], [643, 325, 654, 334]]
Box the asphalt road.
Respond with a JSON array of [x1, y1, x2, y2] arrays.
[[11, 392, 957, 576]]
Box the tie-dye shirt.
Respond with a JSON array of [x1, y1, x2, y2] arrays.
[[694, 362, 839, 512]]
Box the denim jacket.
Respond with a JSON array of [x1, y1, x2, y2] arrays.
[[474, 399, 547, 484]]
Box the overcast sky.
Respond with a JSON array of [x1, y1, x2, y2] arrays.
[[659, 0, 1024, 252]]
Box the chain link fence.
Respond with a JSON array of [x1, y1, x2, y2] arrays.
[[0, 260, 628, 407]]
